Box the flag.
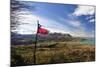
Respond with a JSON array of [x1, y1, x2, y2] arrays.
[[37, 24, 49, 34], [33, 21, 49, 64]]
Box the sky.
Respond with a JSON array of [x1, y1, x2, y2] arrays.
[[12, 0, 95, 37]]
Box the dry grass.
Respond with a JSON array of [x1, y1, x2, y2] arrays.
[[11, 42, 95, 66]]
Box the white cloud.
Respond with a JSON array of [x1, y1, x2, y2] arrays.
[[58, 16, 81, 28], [14, 10, 72, 34], [58, 15, 95, 37], [15, 12, 93, 37], [73, 5, 95, 16], [73, 5, 95, 24], [57, 16, 91, 37], [72, 30, 92, 37], [11, 3, 94, 37], [86, 15, 94, 20], [89, 19, 95, 23], [67, 20, 81, 27]]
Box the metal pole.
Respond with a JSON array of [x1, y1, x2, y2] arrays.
[[34, 20, 39, 65]]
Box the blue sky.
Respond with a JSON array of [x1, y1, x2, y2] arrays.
[[12, 0, 95, 37]]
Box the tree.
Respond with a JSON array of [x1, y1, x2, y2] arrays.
[[11, 0, 36, 33]]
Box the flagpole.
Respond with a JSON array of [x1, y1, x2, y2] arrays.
[[34, 20, 39, 65]]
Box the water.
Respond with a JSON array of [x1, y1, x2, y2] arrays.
[[80, 38, 95, 45]]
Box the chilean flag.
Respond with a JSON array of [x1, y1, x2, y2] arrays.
[[37, 24, 49, 34]]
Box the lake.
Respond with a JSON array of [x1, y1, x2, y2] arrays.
[[80, 38, 95, 45]]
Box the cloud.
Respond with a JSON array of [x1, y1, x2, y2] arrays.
[[57, 15, 95, 37], [15, 11, 83, 37], [57, 16, 88, 37], [86, 15, 94, 20], [14, 10, 72, 34], [11, 2, 94, 37], [73, 5, 95, 16], [89, 19, 95, 23], [73, 5, 95, 24], [58, 15, 81, 28], [67, 20, 81, 27]]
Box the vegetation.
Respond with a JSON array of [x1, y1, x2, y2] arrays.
[[11, 41, 95, 66]]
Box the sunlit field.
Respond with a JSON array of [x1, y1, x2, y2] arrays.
[[11, 41, 95, 66]]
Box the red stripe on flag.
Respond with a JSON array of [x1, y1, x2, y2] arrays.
[[38, 27, 49, 34]]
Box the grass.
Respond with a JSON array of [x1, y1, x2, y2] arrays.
[[11, 41, 95, 66]]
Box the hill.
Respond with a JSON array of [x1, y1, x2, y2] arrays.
[[11, 32, 74, 45]]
